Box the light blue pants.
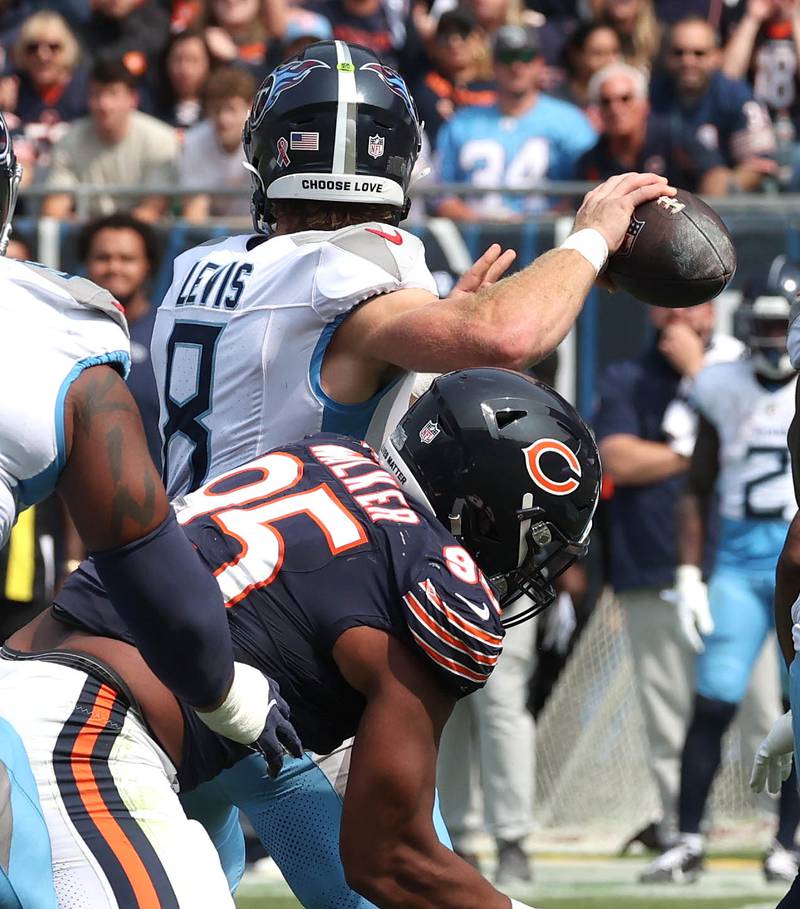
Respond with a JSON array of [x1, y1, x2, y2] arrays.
[[696, 568, 777, 704], [182, 751, 451, 907], [0, 716, 58, 908]]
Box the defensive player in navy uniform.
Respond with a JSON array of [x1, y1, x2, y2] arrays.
[[0, 369, 600, 909], [643, 278, 799, 883], [0, 114, 300, 906], [149, 38, 672, 906]]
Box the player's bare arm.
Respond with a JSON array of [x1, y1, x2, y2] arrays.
[[324, 173, 676, 399], [58, 364, 168, 549], [676, 415, 720, 568], [599, 435, 689, 487], [334, 626, 525, 909]]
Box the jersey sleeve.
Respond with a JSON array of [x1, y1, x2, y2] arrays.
[[311, 222, 438, 320], [688, 361, 735, 428], [394, 536, 505, 697]]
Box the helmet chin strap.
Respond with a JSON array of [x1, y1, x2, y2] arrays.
[[0, 163, 22, 257]]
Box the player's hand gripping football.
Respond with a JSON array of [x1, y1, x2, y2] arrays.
[[195, 661, 303, 777], [670, 564, 714, 653], [573, 172, 676, 258], [750, 711, 794, 796]]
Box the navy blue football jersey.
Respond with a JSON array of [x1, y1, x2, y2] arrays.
[[54, 434, 505, 788]]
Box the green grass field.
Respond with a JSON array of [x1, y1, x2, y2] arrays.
[[233, 856, 791, 909]]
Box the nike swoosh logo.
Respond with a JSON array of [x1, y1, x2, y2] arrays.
[[366, 227, 403, 245], [455, 592, 490, 621]]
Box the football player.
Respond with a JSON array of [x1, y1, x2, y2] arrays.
[[0, 116, 299, 905], [1, 369, 601, 909], [642, 267, 799, 884], [148, 38, 673, 904]]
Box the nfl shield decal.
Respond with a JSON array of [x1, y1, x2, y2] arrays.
[[419, 420, 440, 444], [368, 134, 385, 159]]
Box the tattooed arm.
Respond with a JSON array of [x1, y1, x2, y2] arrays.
[[56, 365, 237, 709], [58, 365, 167, 548]]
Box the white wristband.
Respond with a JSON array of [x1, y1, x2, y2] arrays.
[[510, 900, 541, 909], [559, 228, 609, 276], [195, 661, 270, 744], [676, 564, 702, 586]]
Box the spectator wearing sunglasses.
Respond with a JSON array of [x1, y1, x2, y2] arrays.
[[651, 15, 776, 191], [578, 61, 731, 194], [11, 11, 88, 127], [434, 24, 596, 221]]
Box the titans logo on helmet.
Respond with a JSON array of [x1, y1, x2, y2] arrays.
[[250, 59, 331, 128], [359, 63, 418, 123]]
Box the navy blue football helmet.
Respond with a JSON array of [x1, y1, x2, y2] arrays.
[[242, 41, 422, 232], [381, 369, 601, 626], [0, 114, 21, 256]]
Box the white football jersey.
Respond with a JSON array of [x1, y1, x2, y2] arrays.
[[691, 358, 795, 522], [0, 258, 130, 546], [152, 223, 438, 497]]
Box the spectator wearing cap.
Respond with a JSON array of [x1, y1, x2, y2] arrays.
[[151, 29, 213, 132], [42, 59, 180, 221], [414, 8, 496, 145], [434, 24, 596, 221], [180, 66, 254, 222], [650, 15, 776, 191], [578, 62, 731, 194], [281, 8, 333, 60]]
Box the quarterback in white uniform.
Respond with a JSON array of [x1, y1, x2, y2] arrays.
[[644, 283, 799, 884], [153, 38, 680, 909]]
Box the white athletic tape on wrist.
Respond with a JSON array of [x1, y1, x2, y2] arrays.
[[559, 228, 609, 276], [676, 564, 703, 586], [195, 661, 270, 744], [510, 899, 541, 909]]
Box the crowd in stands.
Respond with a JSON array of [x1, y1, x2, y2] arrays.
[[0, 0, 796, 220]]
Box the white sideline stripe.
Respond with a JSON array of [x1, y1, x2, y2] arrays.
[[333, 42, 356, 174]]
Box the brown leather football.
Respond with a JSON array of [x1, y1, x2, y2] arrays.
[[605, 189, 736, 307]]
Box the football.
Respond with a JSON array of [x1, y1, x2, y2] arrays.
[[605, 189, 736, 308]]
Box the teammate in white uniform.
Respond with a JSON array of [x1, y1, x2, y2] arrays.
[[643, 284, 799, 884], [0, 113, 300, 907], [151, 38, 679, 908]]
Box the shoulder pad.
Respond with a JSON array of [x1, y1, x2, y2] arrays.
[[19, 261, 129, 338]]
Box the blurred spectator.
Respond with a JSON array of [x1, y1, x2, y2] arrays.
[[578, 62, 730, 194], [280, 8, 333, 60], [466, 0, 525, 36], [722, 0, 800, 179], [152, 30, 212, 131], [309, 0, 404, 71], [200, 0, 286, 80], [435, 24, 596, 221], [78, 213, 163, 469], [552, 21, 622, 113], [651, 15, 777, 191], [594, 303, 743, 849], [12, 12, 88, 125], [414, 8, 496, 145], [180, 66, 254, 221], [438, 596, 538, 885], [593, 0, 662, 70], [80, 0, 170, 83], [42, 59, 180, 221]]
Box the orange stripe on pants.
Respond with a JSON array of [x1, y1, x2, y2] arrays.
[[70, 683, 162, 908]]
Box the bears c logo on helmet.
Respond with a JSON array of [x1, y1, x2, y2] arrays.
[[523, 439, 581, 496]]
